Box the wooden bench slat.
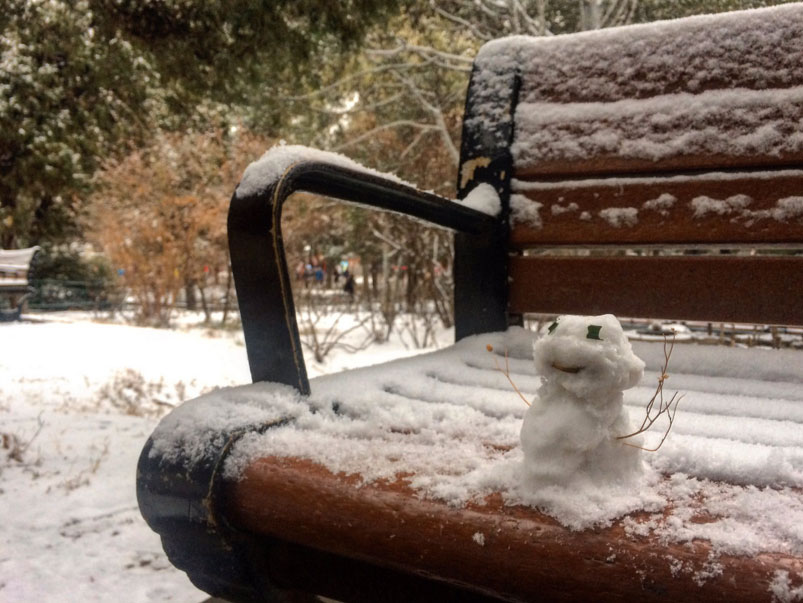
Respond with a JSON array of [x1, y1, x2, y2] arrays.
[[508, 255, 803, 325], [509, 171, 803, 247], [511, 91, 803, 178], [504, 4, 803, 178], [225, 456, 802, 603], [513, 6, 803, 105], [513, 151, 803, 180]]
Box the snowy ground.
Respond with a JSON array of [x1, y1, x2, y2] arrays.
[[3, 311, 802, 602], [0, 311, 437, 602]]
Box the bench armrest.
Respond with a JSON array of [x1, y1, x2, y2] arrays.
[[228, 159, 499, 395]]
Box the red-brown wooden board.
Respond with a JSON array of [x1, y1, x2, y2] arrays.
[[508, 255, 803, 325], [509, 172, 803, 247], [224, 457, 803, 603]]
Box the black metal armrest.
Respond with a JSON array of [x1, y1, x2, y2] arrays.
[[228, 160, 501, 395], [137, 160, 505, 603]]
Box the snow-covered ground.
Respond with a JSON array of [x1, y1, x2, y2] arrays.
[[0, 311, 436, 602], [3, 311, 802, 601]]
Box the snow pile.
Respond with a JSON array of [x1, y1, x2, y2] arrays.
[[691, 194, 753, 218], [642, 193, 677, 216], [235, 142, 407, 199], [510, 193, 542, 227], [147, 382, 303, 470], [517, 315, 652, 526], [599, 207, 639, 227], [769, 570, 803, 603], [692, 194, 803, 224], [461, 182, 502, 216]]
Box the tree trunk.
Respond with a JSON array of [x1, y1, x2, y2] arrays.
[[221, 264, 233, 326], [185, 279, 197, 310]]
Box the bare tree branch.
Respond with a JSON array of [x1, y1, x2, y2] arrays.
[[332, 120, 442, 152], [391, 71, 461, 165], [430, 0, 493, 41]]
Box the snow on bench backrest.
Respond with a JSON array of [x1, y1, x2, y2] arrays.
[[504, 4, 803, 177], [467, 5, 803, 325], [493, 4, 803, 246]]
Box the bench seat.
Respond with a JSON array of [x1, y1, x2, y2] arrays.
[[147, 328, 803, 601]]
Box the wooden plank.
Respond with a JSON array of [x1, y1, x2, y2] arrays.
[[509, 172, 803, 247], [514, 5, 803, 105], [508, 255, 803, 325], [224, 456, 803, 603], [513, 152, 803, 180], [507, 5, 803, 178]]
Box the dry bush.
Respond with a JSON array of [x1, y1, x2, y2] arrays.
[[85, 129, 272, 326], [96, 369, 193, 417]]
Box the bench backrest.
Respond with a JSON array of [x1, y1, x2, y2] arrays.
[[457, 4, 803, 329], [0, 246, 40, 283]]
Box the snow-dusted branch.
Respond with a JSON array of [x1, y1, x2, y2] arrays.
[[283, 63, 417, 101], [488, 344, 531, 407], [602, 0, 638, 28], [391, 71, 460, 165], [366, 41, 473, 69], [511, 0, 547, 36]]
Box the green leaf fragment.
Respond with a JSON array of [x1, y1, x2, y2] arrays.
[[586, 325, 602, 340]]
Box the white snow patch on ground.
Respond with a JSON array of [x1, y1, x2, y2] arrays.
[[0, 312, 435, 601]]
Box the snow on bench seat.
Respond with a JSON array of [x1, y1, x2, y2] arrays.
[[151, 329, 803, 597]]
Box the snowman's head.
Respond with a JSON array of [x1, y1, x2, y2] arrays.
[[533, 314, 644, 401]]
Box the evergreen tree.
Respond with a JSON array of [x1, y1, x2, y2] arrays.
[[0, 0, 407, 249]]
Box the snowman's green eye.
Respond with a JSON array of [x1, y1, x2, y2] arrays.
[[586, 325, 602, 340], [548, 321, 559, 334]]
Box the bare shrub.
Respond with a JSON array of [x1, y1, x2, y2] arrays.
[[1, 413, 44, 464], [297, 287, 374, 364], [96, 369, 191, 417]]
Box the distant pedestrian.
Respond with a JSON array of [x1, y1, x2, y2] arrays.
[[343, 271, 355, 301]]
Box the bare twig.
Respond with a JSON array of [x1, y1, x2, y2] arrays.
[[487, 344, 530, 406], [616, 334, 684, 452], [430, 0, 493, 41], [3, 412, 45, 463]]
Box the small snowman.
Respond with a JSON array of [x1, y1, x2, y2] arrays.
[[520, 314, 645, 487]]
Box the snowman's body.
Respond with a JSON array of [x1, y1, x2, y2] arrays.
[[520, 314, 645, 486]]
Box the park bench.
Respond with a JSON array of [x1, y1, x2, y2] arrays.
[[138, 5, 803, 602], [0, 246, 40, 322]]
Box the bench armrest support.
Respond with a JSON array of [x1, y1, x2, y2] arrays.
[[228, 160, 501, 395]]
